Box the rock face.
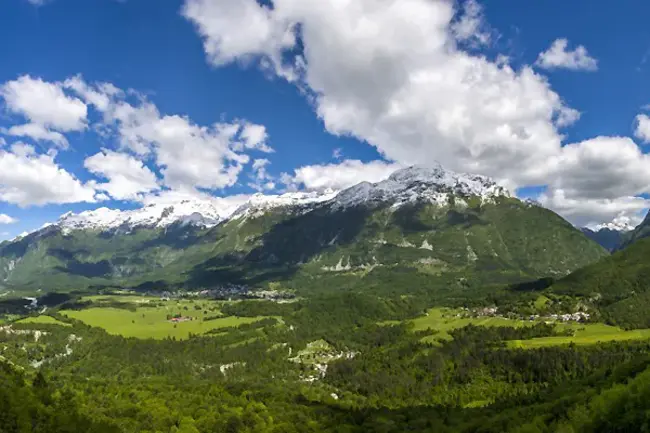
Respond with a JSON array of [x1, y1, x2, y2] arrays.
[[0, 164, 607, 293]]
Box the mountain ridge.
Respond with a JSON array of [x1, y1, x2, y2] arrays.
[[0, 165, 607, 295]]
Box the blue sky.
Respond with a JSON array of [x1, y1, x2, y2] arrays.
[[1, 0, 650, 239]]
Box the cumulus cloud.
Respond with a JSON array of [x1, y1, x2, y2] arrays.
[[247, 158, 275, 191], [635, 114, 650, 143], [4, 123, 68, 148], [237, 122, 274, 153], [545, 137, 650, 200], [63, 76, 272, 195], [0, 75, 87, 131], [451, 0, 492, 46], [538, 189, 649, 229], [103, 101, 252, 191], [0, 214, 18, 224], [84, 150, 160, 201], [182, 0, 579, 189], [536, 38, 598, 71], [182, 0, 650, 227], [0, 142, 97, 207], [282, 159, 402, 191], [0, 75, 277, 212]]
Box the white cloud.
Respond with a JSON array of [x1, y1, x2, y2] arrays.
[[635, 114, 650, 143], [0, 75, 275, 210], [64, 77, 271, 194], [248, 158, 275, 191], [451, 0, 491, 46], [332, 148, 343, 160], [237, 122, 274, 153], [104, 101, 250, 191], [0, 75, 87, 131], [181, 0, 297, 78], [4, 123, 68, 148], [538, 189, 649, 229], [545, 136, 650, 200], [536, 38, 598, 71], [0, 214, 17, 224], [63, 75, 116, 112], [534, 136, 650, 226], [84, 150, 160, 201], [0, 142, 97, 207], [182, 0, 579, 190], [182, 0, 649, 227], [282, 159, 402, 191]]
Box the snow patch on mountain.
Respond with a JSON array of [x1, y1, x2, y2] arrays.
[[40, 164, 510, 234], [331, 165, 509, 210], [230, 190, 338, 220], [57, 200, 224, 232]]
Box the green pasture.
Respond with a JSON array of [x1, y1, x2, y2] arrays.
[[60, 297, 270, 339], [509, 323, 650, 348], [409, 308, 650, 348], [15, 315, 71, 327], [410, 308, 531, 342]]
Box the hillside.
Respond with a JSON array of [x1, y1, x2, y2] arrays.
[[581, 227, 628, 251], [0, 166, 607, 295], [549, 236, 650, 328], [619, 211, 650, 248]]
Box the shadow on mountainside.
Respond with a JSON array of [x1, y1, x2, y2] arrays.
[[181, 205, 375, 288], [133, 225, 212, 252], [48, 247, 112, 279]]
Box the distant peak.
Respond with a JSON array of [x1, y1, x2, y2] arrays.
[[333, 163, 509, 209]]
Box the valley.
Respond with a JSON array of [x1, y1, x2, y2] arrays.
[[1, 166, 650, 432]]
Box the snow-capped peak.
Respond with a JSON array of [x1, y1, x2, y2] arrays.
[[230, 190, 339, 219], [57, 201, 224, 232], [594, 217, 636, 232], [331, 165, 510, 209], [40, 164, 509, 235], [53, 190, 340, 233]]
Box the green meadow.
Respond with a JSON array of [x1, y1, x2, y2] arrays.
[[509, 323, 650, 348], [60, 297, 271, 340], [409, 308, 650, 347], [14, 315, 71, 327], [409, 308, 531, 342]]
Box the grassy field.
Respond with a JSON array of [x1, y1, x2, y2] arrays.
[[15, 315, 71, 326], [410, 308, 532, 342], [409, 308, 650, 347], [60, 297, 272, 340], [509, 323, 650, 348]]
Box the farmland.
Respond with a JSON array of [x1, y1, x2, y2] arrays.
[[409, 308, 650, 347], [60, 295, 274, 340], [15, 315, 71, 326]]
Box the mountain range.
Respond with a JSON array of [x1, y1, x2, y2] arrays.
[[0, 165, 608, 295]]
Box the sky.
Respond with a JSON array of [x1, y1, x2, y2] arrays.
[[1, 0, 650, 240]]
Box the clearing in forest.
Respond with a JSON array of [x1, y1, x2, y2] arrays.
[[15, 315, 72, 326], [509, 323, 650, 348], [60, 297, 271, 339], [410, 308, 650, 347]]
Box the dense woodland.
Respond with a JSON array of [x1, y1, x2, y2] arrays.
[[1, 287, 650, 433]]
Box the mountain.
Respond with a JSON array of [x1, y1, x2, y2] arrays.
[[581, 218, 636, 251], [0, 165, 607, 296], [618, 211, 650, 249], [581, 227, 628, 251], [549, 235, 650, 329]]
